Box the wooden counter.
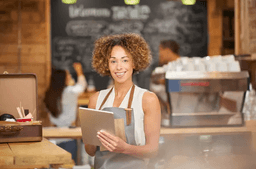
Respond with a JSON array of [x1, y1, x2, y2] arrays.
[[43, 121, 256, 168], [78, 91, 96, 106], [43, 121, 256, 151], [0, 138, 74, 169], [43, 121, 256, 139]]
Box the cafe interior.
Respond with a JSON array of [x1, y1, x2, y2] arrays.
[[1, 0, 256, 168]]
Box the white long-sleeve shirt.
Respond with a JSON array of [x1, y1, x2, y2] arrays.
[[49, 75, 87, 127]]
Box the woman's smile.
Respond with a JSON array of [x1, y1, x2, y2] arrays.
[[115, 71, 126, 77], [109, 46, 134, 84]]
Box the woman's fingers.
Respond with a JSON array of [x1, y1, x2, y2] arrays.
[[97, 130, 122, 150], [98, 130, 117, 143], [97, 134, 114, 150]]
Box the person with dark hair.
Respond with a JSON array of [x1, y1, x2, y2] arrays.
[[44, 62, 87, 163], [159, 40, 180, 66], [150, 40, 180, 127], [84, 33, 161, 169]]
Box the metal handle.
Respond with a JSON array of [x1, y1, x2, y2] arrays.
[[0, 126, 23, 136]]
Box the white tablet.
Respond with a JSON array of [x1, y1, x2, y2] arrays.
[[79, 107, 115, 146]]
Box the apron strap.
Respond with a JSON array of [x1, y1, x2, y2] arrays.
[[99, 85, 135, 125], [125, 85, 135, 125], [99, 87, 114, 110]]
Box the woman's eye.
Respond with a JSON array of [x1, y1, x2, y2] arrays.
[[123, 59, 128, 63], [110, 60, 116, 63]]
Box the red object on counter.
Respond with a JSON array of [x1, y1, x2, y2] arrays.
[[16, 118, 33, 122]]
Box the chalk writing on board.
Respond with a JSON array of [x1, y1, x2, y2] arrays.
[[144, 1, 207, 56], [111, 5, 150, 20], [104, 21, 144, 35], [69, 5, 111, 18], [52, 37, 94, 72], [66, 20, 107, 37]]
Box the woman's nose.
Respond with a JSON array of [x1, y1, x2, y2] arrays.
[[116, 61, 122, 70]]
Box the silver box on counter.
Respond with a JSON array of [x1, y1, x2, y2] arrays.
[[165, 71, 249, 128]]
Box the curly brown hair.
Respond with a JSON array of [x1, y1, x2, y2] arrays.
[[92, 33, 152, 76]]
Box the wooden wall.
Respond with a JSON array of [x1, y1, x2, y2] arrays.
[[0, 0, 237, 126], [207, 0, 234, 56], [0, 0, 51, 125], [236, 0, 256, 55]]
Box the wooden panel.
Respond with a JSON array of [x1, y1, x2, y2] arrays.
[[239, 0, 256, 54], [0, 143, 13, 166], [3, 164, 49, 169], [240, 0, 249, 54], [45, 0, 51, 88], [21, 11, 45, 24], [208, 36, 222, 48], [208, 0, 223, 56], [38, 83, 47, 97], [226, 0, 235, 8], [0, 55, 18, 64], [21, 54, 46, 64], [0, 1, 18, 11], [21, 24, 47, 44], [21, 64, 46, 84], [21, 44, 47, 55], [0, 65, 19, 73], [248, 0, 256, 53], [0, 44, 46, 55], [21, 0, 46, 23], [0, 54, 46, 64], [42, 123, 251, 138], [235, 0, 241, 54], [0, 31, 18, 44], [43, 127, 82, 139], [8, 138, 72, 165], [0, 44, 18, 55], [208, 48, 222, 56]]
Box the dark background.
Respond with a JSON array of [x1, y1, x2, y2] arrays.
[[50, 0, 208, 90]]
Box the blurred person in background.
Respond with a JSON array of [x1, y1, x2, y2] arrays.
[[44, 62, 87, 164], [158, 39, 180, 66], [150, 40, 180, 126]]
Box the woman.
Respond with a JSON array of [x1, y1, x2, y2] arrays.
[[44, 62, 87, 163], [85, 33, 161, 168]]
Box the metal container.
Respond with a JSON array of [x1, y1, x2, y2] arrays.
[[165, 71, 249, 128]]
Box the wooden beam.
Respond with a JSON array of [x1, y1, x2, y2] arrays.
[[45, 0, 51, 90], [235, 0, 241, 54]]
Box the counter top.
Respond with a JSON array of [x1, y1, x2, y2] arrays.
[[43, 120, 256, 138], [0, 138, 74, 168]]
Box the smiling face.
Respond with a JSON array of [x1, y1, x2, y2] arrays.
[[108, 45, 134, 85]]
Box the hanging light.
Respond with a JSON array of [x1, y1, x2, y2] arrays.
[[124, 0, 140, 5], [62, 0, 77, 4], [181, 0, 196, 5]]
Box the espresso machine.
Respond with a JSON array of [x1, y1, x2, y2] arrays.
[[165, 71, 249, 128]]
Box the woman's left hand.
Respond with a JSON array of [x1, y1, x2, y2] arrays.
[[97, 130, 128, 153]]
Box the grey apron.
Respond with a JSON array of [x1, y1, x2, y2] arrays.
[[94, 85, 147, 169]]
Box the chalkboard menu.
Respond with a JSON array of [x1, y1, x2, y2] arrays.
[[51, 0, 208, 89]]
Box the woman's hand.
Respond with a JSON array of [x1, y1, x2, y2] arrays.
[[97, 130, 128, 153], [73, 62, 83, 76]]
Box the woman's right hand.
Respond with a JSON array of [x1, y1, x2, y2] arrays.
[[73, 62, 83, 76]]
